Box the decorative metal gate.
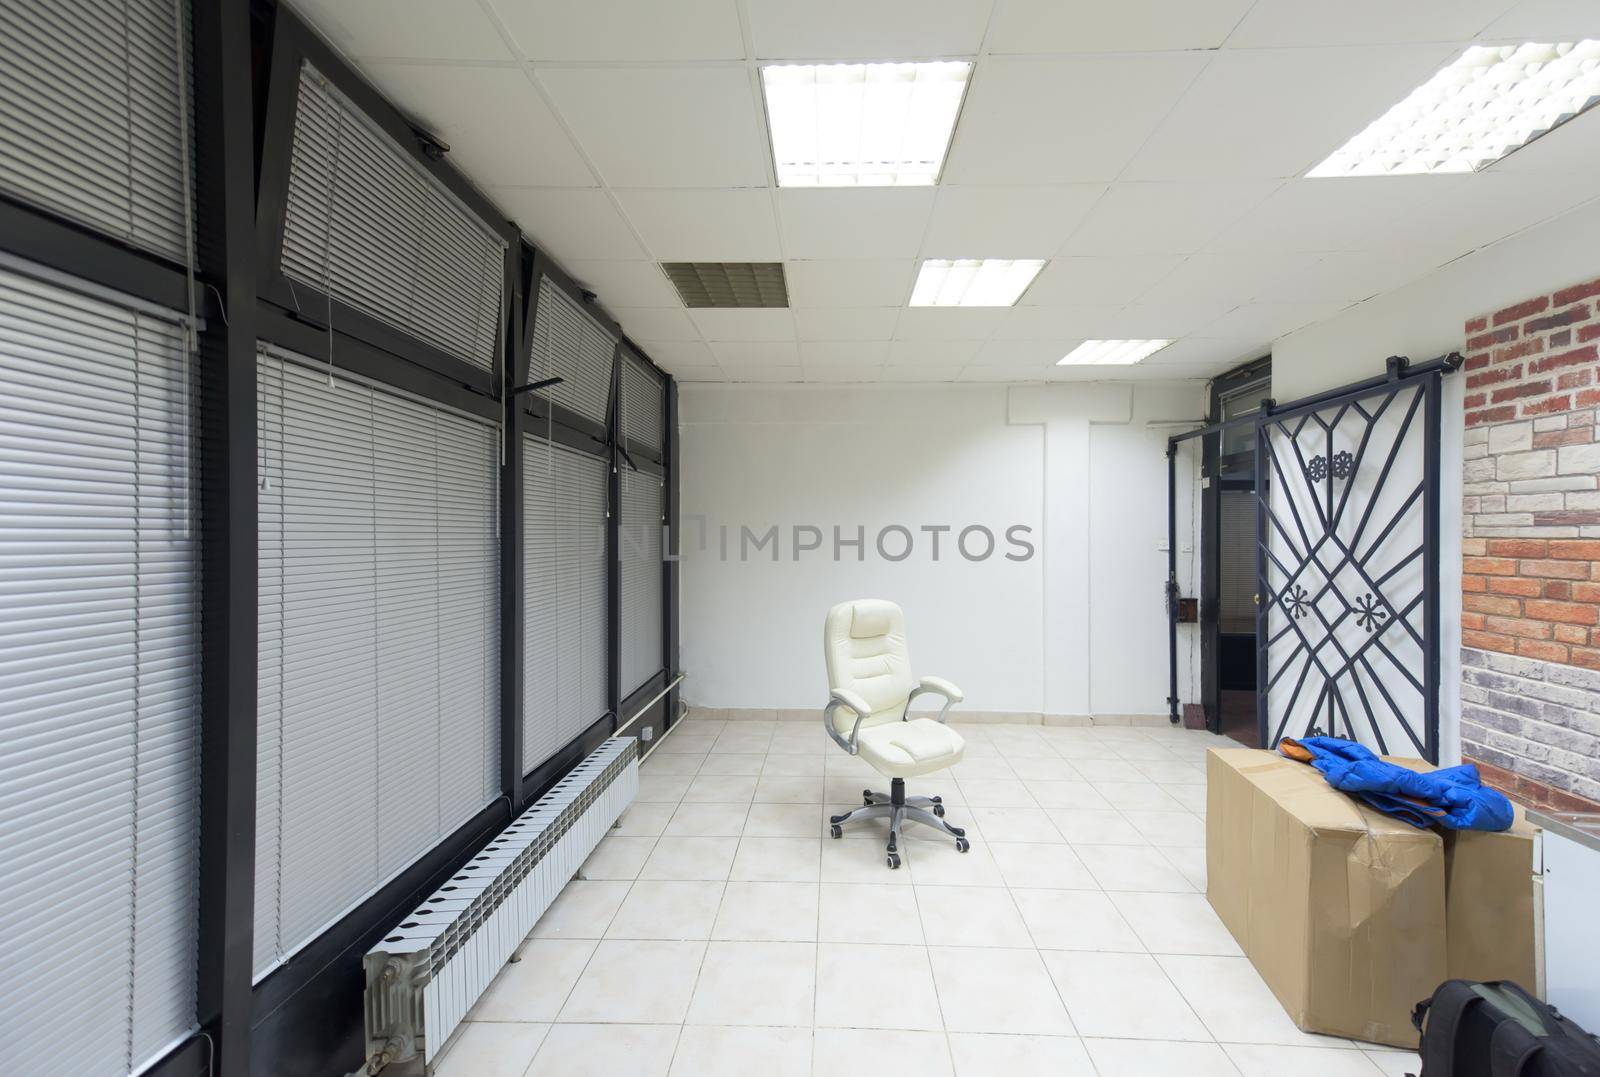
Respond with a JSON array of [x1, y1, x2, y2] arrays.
[[1166, 355, 1460, 762]]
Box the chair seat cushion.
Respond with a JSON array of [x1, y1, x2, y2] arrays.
[[856, 719, 965, 778]]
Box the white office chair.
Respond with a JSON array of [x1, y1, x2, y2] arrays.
[[823, 599, 970, 869]]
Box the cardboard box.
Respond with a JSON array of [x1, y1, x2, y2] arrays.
[[1383, 759, 1541, 988], [1207, 748, 1446, 1047]]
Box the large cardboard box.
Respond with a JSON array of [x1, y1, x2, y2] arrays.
[[1207, 748, 1446, 1047]]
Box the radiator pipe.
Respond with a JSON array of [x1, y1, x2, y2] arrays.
[[613, 672, 687, 738]]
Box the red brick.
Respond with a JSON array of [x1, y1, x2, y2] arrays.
[[1555, 623, 1589, 644], [1464, 556, 1518, 576], [1464, 538, 1489, 556], [1553, 279, 1600, 307], [1525, 599, 1600, 625], [1466, 315, 1489, 334], [1462, 573, 1487, 594], [1464, 352, 1490, 371], [1495, 339, 1544, 364], [1571, 646, 1600, 671], [1557, 369, 1595, 391], [1484, 615, 1552, 640], [1534, 510, 1600, 526], [1494, 380, 1554, 402], [1526, 304, 1592, 333], [1573, 582, 1600, 603], [1462, 629, 1518, 654], [1578, 389, 1600, 408], [1549, 539, 1600, 560], [1523, 395, 1572, 416], [1488, 576, 1543, 598], [1517, 639, 1569, 662], [1462, 611, 1487, 630], [1579, 323, 1600, 344], [1546, 580, 1573, 601], [1495, 296, 1550, 326], [1467, 405, 1518, 426], [1533, 427, 1593, 448], [1467, 364, 1520, 388], [1487, 538, 1548, 558], [1467, 327, 1518, 351], [1521, 558, 1592, 579], [1529, 344, 1598, 375], [1573, 409, 1597, 426], [1465, 593, 1523, 616], [1464, 392, 1487, 408]]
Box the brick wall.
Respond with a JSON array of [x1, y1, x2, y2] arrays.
[[1460, 276, 1600, 812]]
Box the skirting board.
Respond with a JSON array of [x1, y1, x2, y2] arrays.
[[684, 707, 1170, 727]]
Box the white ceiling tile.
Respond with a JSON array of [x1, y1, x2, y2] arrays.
[[1481, 0, 1600, 39], [1123, 45, 1459, 180], [887, 340, 983, 365], [289, 0, 512, 61], [921, 185, 1106, 258], [777, 189, 936, 259], [613, 189, 780, 261], [611, 307, 702, 341], [991, 306, 1126, 340], [568, 261, 682, 309], [1142, 337, 1269, 368], [944, 55, 1209, 184], [1200, 301, 1352, 339], [359, 63, 593, 188], [691, 309, 798, 341], [1106, 300, 1245, 338], [988, 0, 1257, 52], [1204, 177, 1441, 253], [631, 340, 718, 369], [745, 0, 993, 59], [725, 366, 804, 382], [879, 365, 965, 381], [784, 260, 917, 307], [537, 66, 768, 187], [1370, 171, 1600, 255], [893, 307, 1006, 340], [1019, 256, 1183, 306], [1252, 250, 1455, 303], [972, 339, 1078, 365], [802, 364, 888, 383], [709, 341, 801, 364], [1061, 181, 1281, 255], [488, 0, 745, 61], [494, 187, 645, 260], [1134, 252, 1326, 311], [959, 366, 1047, 382], [799, 341, 891, 364], [794, 308, 899, 341], [1226, 0, 1516, 47], [677, 367, 730, 382]]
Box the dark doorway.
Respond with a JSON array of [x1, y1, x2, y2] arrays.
[[1200, 357, 1270, 745]]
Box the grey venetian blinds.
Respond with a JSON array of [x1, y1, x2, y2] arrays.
[[528, 277, 615, 425], [522, 437, 608, 773], [620, 350, 664, 453], [255, 348, 499, 976], [620, 467, 664, 695], [0, 0, 193, 262], [0, 265, 200, 1075], [280, 62, 504, 372], [1220, 490, 1257, 634]]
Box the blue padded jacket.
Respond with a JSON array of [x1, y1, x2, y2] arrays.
[[1279, 736, 1514, 832]]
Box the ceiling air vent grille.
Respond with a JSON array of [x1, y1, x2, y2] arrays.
[[662, 262, 788, 308]]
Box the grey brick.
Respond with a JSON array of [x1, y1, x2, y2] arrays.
[[1507, 476, 1597, 493], [1507, 493, 1566, 511], [1465, 426, 1490, 446], [1497, 449, 1557, 480], [1465, 457, 1498, 482], [1568, 491, 1600, 510], [1464, 481, 1510, 496], [1462, 703, 1523, 735], [1557, 442, 1600, 475], [1534, 416, 1568, 433]]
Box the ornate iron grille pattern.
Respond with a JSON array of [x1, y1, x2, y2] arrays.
[[1255, 369, 1442, 762]]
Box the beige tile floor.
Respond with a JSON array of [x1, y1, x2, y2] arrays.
[[436, 718, 1422, 1076]]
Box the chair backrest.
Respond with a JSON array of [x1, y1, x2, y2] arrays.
[[824, 599, 914, 731]]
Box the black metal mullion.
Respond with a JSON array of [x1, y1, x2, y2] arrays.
[[606, 342, 622, 731], [190, 2, 257, 1076], [501, 246, 525, 810], [1423, 372, 1443, 762]]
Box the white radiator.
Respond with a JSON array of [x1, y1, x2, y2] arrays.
[[360, 737, 638, 1074]]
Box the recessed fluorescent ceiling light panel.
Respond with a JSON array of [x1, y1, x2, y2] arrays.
[[1309, 41, 1600, 177], [1057, 339, 1173, 366], [762, 61, 971, 187], [662, 262, 789, 308], [910, 259, 1045, 307]]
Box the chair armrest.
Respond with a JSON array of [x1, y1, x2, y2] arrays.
[[824, 689, 873, 754], [905, 675, 963, 723]]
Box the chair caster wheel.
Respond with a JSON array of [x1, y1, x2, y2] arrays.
[[862, 789, 874, 804], [830, 824, 842, 839], [947, 825, 965, 838], [886, 853, 901, 869], [955, 837, 970, 853], [932, 804, 945, 818]]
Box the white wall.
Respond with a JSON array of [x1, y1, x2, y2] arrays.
[[1273, 195, 1600, 763], [679, 381, 1205, 718]]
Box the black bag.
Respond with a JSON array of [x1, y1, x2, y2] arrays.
[[1413, 980, 1600, 1077]]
